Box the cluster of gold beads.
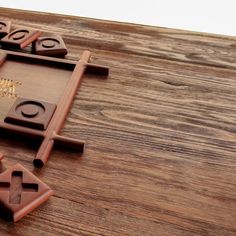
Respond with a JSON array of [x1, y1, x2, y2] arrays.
[[0, 78, 21, 98]]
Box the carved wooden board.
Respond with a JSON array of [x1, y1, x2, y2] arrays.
[[0, 7, 236, 236], [0, 53, 71, 120]]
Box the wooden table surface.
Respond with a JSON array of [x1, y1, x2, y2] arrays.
[[0, 7, 236, 236]]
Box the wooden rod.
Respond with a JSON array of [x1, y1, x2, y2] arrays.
[[0, 152, 4, 161], [0, 52, 7, 66], [0, 121, 44, 138], [53, 134, 85, 152], [0, 49, 77, 66], [85, 63, 110, 76], [33, 50, 91, 168]]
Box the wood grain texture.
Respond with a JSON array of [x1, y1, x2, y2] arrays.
[[0, 7, 236, 236]]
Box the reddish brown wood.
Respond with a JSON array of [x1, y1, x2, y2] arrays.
[[53, 134, 84, 152], [0, 52, 7, 66], [0, 121, 44, 138], [85, 63, 110, 76], [0, 21, 11, 39], [0, 228, 12, 236], [1, 7, 236, 236], [0, 28, 41, 49], [4, 98, 57, 130], [1, 48, 76, 65], [0, 49, 109, 167], [34, 36, 68, 57], [33, 50, 91, 167], [0, 163, 53, 222]]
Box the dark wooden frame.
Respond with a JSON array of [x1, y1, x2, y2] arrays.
[[0, 49, 109, 168]]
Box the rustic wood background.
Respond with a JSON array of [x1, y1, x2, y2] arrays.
[[0, 7, 236, 236]]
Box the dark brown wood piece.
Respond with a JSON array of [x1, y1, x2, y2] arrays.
[[34, 36, 68, 57], [0, 163, 53, 222], [4, 98, 57, 130], [54, 134, 85, 152], [0, 28, 41, 49], [0, 21, 11, 39], [85, 63, 110, 76], [0, 152, 4, 160], [0, 51, 7, 65]]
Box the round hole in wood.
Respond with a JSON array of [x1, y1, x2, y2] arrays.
[[33, 159, 44, 168]]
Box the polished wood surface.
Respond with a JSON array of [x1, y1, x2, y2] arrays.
[[0, 50, 108, 168], [0, 7, 236, 236]]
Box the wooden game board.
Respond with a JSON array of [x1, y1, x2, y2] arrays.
[[0, 7, 236, 236], [0, 49, 108, 168]]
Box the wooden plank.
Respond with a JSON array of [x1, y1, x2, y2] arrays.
[[1, 7, 236, 70], [0, 7, 236, 236]]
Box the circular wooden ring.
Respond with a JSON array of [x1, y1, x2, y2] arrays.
[[8, 30, 29, 40], [0, 22, 6, 30], [16, 101, 45, 118], [38, 38, 60, 48]]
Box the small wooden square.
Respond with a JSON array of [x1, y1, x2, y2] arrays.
[[0, 28, 41, 49], [34, 36, 68, 57], [0, 21, 11, 39], [4, 97, 56, 130], [0, 164, 53, 222]]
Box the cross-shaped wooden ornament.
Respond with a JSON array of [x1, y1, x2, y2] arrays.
[[0, 163, 53, 222], [0, 170, 38, 204]]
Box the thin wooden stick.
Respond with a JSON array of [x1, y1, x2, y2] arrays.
[[0, 52, 7, 66], [85, 63, 109, 76], [33, 50, 91, 167], [0, 121, 44, 138], [53, 134, 85, 152]]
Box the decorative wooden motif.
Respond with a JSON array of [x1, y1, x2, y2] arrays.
[[34, 36, 68, 57], [0, 78, 21, 98], [0, 49, 109, 168], [0, 21, 11, 39], [0, 28, 41, 49], [0, 17, 110, 225], [0, 163, 53, 222], [4, 98, 57, 130]]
